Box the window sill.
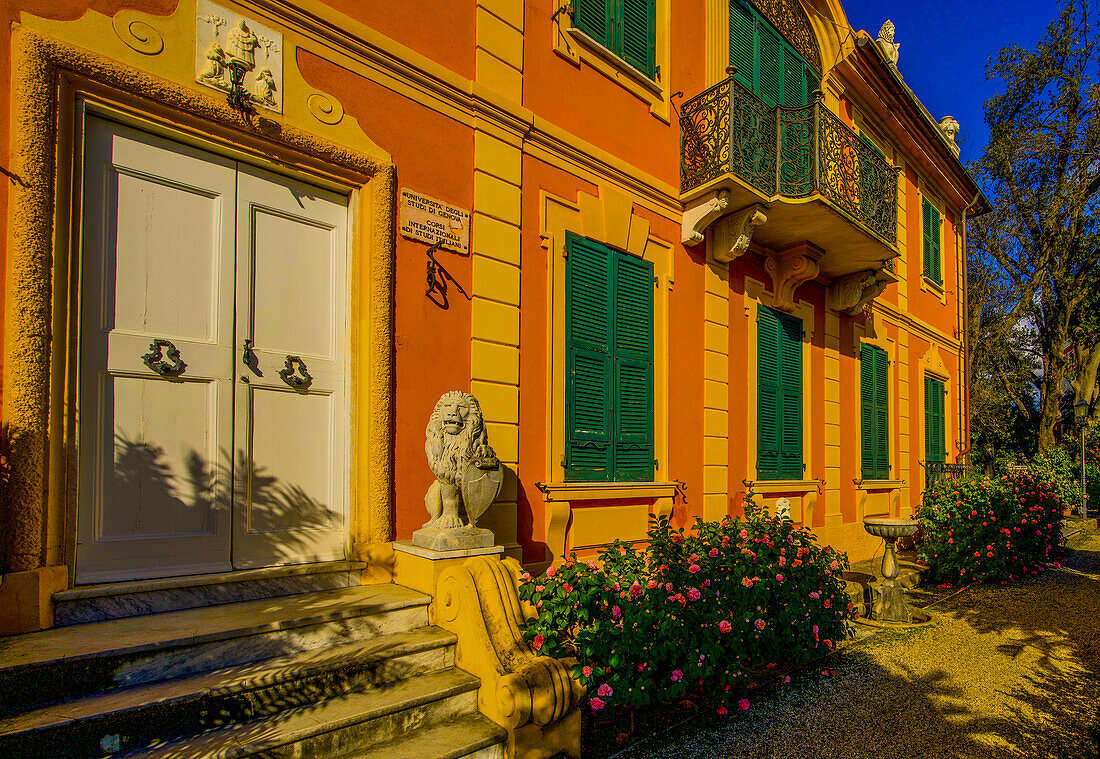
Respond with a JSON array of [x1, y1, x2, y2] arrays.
[[921, 276, 947, 303], [744, 479, 819, 495], [537, 481, 678, 502], [553, 24, 668, 120], [853, 479, 905, 491]]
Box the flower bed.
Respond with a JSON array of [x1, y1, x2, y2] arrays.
[[517, 505, 852, 714], [916, 470, 1065, 585]]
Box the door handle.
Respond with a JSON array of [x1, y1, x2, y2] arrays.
[[142, 339, 187, 377], [279, 355, 312, 389], [242, 339, 261, 374]]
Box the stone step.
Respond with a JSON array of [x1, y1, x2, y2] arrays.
[[0, 627, 456, 758], [53, 561, 368, 626], [349, 714, 507, 759], [0, 584, 430, 716], [118, 668, 483, 759]]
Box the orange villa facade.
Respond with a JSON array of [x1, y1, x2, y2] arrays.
[[0, 0, 983, 633]]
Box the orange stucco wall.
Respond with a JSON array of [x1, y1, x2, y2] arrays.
[[0, 0, 976, 593]]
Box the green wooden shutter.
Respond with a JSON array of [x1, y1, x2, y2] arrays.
[[757, 306, 782, 479], [782, 53, 806, 107], [861, 345, 889, 480], [777, 312, 803, 478], [728, 0, 756, 90], [574, 0, 613, 48], [621, 0, 656, 78], [873, 347, 889, 478], [922, 198, 942, 285], [925, 376, 946, 464], [757, 24, 784, 107], [612, 250, 655, 481], [566, 235, 614, 481], [860, 345, 876, 477]]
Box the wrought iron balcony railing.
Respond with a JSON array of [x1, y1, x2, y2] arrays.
[[680, 75, 899, 248]]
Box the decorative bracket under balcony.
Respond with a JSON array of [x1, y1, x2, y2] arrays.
[[711, 203, 768, 265], [681, 189, 730, 246], [827, 268, 892, 315], [764, 241, 823, 313]]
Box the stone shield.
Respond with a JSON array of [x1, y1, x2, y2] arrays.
[[461, 458, 504, 526]]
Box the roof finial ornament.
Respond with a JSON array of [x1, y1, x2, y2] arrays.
[[877, 19, 900, 67]]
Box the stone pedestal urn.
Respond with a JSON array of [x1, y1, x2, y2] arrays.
[[863, 517, 920, 623]]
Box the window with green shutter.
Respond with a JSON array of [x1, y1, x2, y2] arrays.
[[924, 376, 946, 464], [860, 345, 890, 480], [728, 0, 819, 107], [922, 197, 942, 286], [757, 305, 803, 480], [565, 234, 654, 482], [573, 0, 657, 79]]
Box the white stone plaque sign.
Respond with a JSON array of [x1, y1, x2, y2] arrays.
[[400, 188, 471, 255], [196, 0, 283, 113]]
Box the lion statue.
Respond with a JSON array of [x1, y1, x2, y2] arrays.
[[422, 390, 501, 532]]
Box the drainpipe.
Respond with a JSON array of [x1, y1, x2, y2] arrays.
[[957, 191, 981, 464]]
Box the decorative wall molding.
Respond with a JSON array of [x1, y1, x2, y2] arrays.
[[710, 203, 767, 264], [681, 188, 729, 246], [763, 242, 823, 312]]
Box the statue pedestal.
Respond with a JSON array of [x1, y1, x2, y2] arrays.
[[411, 525, 495, 552], [393, 540, 503, 596]]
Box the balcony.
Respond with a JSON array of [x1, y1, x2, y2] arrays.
[[680, 74, 899, 280]]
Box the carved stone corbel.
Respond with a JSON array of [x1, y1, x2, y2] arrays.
[[710, 203, 767, 265], [828, 269, 891, 315], [681, 189, 729, 246], [437, 556, 584, 759], [764, 242, 823, 312]]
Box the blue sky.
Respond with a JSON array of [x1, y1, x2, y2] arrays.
[[840, 0, 1061, 164]]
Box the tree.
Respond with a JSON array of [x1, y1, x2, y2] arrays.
[[971, 0, 1100, 450]]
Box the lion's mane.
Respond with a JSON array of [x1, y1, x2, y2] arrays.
[[425, 391, 487, 485]]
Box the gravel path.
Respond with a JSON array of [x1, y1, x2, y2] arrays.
[[618, 528, 1100, 759]]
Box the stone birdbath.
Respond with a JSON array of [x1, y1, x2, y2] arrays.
[[863, 517, 927, 624]]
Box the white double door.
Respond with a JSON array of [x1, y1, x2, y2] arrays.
[[76, 116, 349, 583]]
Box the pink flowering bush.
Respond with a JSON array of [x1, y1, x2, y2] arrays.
[[916, 470, 1065, 585], [518, 501, 852, 712]]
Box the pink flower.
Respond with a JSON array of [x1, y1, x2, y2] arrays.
[[709, 547, 719, 557], [739, 529, 749, 539], [717, 706, 729, 715], [782, 675, 791, 684], [637, 662, 646, 672], [687, 588, 701, 601], [535, 585, 545, 592], [738, 698, 750, 711], [563, 583, 573, 594], [741, 577, 754, 588], [671, 670, 683, 682], [776, 573, 785, 583], [812, 624, 820, 641], [612, 605, 622, 619], [597, 683, 613, 697], [829, 560, 839, 571], [589, 697, 606, 711], [688, 564, 702, 574], [546, 566, 557, 578], [531, 634, 545, 651], [520, 572, 531, 581], [754, 619, 766, 631], [582, 666, 593, 678], [629, 581, 643, 598], [719, 620, 732, 633], [778, 556, 786, 567], [646, 579, 658, 589]]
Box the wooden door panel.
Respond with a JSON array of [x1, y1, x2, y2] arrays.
[[76, 117, 235, 583], [232, 164, 348, 568]]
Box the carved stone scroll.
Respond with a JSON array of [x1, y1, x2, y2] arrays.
[[711, 203, 768, 265], [437, 556, 583, 759], [764, 242, 823, 312], [681, 189, 729, 246], [828, 269, 891, 315]]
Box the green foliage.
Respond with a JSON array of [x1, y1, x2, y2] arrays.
[[517, 502, 852, 713], [916, 470, 1065, 585], [1029, 445, 1083, 509]]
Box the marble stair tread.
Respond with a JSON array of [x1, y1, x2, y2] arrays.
[[0, 626, 456, 737], [0, 584, 429, 672], [119, 668, 481, 759], [53, 561, 367, 602], [347, 714, 507, 759]]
